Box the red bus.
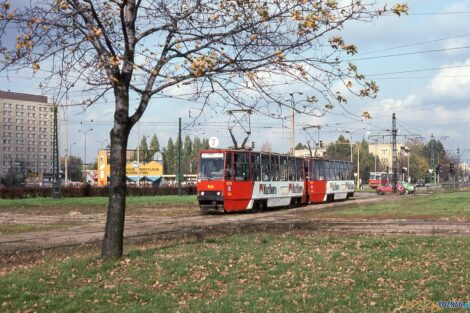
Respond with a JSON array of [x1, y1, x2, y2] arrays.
[[368, 172, 392, 188], [197, 149, 354, 213]]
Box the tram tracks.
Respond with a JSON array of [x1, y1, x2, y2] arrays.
[[1, 194, 468, 255]]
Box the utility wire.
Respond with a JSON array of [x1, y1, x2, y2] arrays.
[[357, 33, 470, 56], [367, 64, 470, 77], [347, 45, 470, 62], [405, 11, 470, 16]]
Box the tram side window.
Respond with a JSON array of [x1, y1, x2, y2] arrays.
[[323, 161, 329, 180], [381, 173, 387, 182], [251, 153, 261, 181], [332, 161, 337, 180], [271, 155, 280, 181], [280, 156, 288, 181], [339, 162, 345, 180], [309, 160, 315, 180], [338, 162, 342, 180], [333, 161, 339, 180], [329, 161, 335, 180], [337, 162, 342, 180], [314, 161, 319, 180], [234, 152, 249, 181], [321, 161, 327, 180], [225, 152, 233, 180], [288, 157, 295, 181], [312, 160, 320, 180], [305, 159, 309, 180], [312, 160, 318, 180], [296, 158, 303, 181], [261, 154, 271, 181]]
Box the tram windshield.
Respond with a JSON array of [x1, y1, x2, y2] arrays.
[[199, 153, 225, 180]]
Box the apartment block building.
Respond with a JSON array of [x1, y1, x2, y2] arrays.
[[0, 90, 54, 176], [368, 143, 409, 172]]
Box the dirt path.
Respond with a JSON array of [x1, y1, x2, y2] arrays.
[[1, 193, 469, 255]]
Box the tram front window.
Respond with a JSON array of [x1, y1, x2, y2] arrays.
[[199, 153, 224, 180]]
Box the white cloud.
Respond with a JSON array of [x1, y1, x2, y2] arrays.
[[442, 37, 470, 55], [380, 94, 417, 112], [429, 58, 470, 98]]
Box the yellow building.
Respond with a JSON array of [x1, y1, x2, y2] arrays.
[[368, 143, 407, 172], [97, 149, 163, 186]]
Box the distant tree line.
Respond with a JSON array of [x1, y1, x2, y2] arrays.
[[319, 135, 454, 183], [407, 138, 456, 182], [323, 135, 378, 183], [136, 134, 210, 175], [0, 135, 456, 186]]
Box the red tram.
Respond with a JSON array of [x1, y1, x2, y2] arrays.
[[368, 172, 392, 189], [197, 149, 355, 213]]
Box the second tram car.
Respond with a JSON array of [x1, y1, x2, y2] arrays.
[[197, 149, 354, 213], [368, 172, 392, 188]]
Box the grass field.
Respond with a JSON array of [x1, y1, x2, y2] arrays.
[[0, 195, 199, 217], [1, 233, 468, 312], [307, 192, 470, 220], [0, 195, 197, 208]]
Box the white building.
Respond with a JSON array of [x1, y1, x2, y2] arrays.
[[0, 90, 54, 176]]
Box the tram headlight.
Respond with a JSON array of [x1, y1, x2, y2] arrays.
[[200, 191, 205, 196], [217, 191, 221, 196]]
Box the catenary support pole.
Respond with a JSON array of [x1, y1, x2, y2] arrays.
[[64, 95, 68, 186], [430, 134, 436, 184], [392, 113, 398, 193], [356, 144, 360, 190], [178, 117, 182, 196], [137, 121, 140, 186], [52, 105, 60, 198]]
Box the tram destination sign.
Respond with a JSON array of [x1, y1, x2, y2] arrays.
[[201, 153, 224, 158]]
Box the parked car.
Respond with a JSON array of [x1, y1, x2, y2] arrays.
[[400, 181, 416, 194], [415, 180, 425, 187], [376, 182, 405, 195]]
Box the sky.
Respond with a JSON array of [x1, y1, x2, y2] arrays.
[[1, 0, 470, 164]]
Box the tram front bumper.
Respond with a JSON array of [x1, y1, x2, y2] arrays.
[[198, 191, 224, 212]]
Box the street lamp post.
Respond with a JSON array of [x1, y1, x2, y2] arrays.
[[407, 150, 410, 182], [340, 128, 367, 164], [65, 142, 76, 186], [288, 92, 303, 156], [69, 142, 76, 157], [353, 143, 360, 189], [334, 141, 360, 189], [78, 128, 93, 174], [343, 130, 354, 162]]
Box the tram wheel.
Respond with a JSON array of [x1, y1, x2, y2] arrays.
[[251, 200, 263, 213]]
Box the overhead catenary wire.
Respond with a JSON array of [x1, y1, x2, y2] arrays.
[[367, 64, 470, 77], [356, 33, 470, 56], [346, 45, 470, 62]]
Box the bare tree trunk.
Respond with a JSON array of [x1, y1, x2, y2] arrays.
[[101, 94, 130, 258]]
